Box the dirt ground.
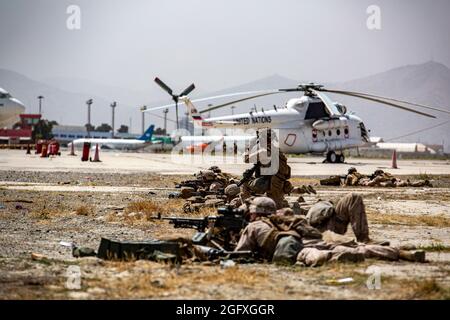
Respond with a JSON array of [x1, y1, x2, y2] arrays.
[[1, 171, 449, 300]]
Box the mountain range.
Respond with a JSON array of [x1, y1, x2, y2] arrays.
[[0, 61, 449, 151]]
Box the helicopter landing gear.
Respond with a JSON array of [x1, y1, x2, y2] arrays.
[[325, 151, 345, 163]]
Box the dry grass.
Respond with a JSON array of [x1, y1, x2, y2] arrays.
[[30, 207, 60, 220], [126, 200, 165, 215], [125, 199, 186, 215], [417, 172, 432, 181], [84, 263, 269, 298], [403, 279, 450, 299], [109, 199, 214, 227], [126, 199, 219, 218], [419, 242, 450, 252], [367, 212, 450, 227], [75, 205, 94, 216]]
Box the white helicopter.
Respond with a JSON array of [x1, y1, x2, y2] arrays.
[[145, 79, 450, 163]]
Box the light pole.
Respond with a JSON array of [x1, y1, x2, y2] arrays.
[[110, 101, 117, 138], [140, 106, 147, 134], [231, 105, 236, 115], [163, 108, 168, 135], [37, 96, 44, 115], [86, 99, 93, 138]]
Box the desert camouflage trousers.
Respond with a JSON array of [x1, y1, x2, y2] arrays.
[[324, 193, 370, 243], [297, 239, 399, 267]]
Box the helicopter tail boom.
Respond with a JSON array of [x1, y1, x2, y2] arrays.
[[180, 97, 213, 128]]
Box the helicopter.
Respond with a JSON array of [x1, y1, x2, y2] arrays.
[[145, 79, 450, 163]]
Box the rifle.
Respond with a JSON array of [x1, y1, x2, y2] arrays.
[[194, 245, 253, 260], [152, 213, 209, 231], [175, 179, 206, 190], [237, 162, 261, 187], [151, 206, 247, 251]]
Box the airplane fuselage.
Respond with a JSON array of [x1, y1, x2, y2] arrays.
[[71, 138, 150, 151], [0, 88, 26, 128]]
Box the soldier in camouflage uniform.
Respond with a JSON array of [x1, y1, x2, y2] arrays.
[[305, 193, 369, 243], [235, 197, 426, 266], [240, 130, 292, 209], [344, 167, 365, 186]]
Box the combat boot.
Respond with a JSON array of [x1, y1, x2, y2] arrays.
[[306, 185, 317, 194], [399, 250, 426, 263]]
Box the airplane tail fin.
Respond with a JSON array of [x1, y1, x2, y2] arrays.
[[138, 125, 155, 141], [180, 97, 211, 128]]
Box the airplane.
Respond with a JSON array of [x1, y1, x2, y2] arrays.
[[0, 88, 26, 128], [146, 79, 450, 163], [146, 135, 174, 152], [180, 135, 256, 153], [70, 125, 158, 151]]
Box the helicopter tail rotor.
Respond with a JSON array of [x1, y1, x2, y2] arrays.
[[153, 77, 196, 128], [154, 77, 174, 97]]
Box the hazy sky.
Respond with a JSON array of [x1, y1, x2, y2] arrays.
[[1, 0, 450, 93]]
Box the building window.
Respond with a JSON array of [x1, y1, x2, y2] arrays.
[[336, 129, 341, 136]]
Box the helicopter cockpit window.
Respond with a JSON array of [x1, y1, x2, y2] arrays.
[[318, 93, 342, 116], [304, 102, 330, 120]]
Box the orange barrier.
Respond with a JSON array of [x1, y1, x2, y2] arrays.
[[91, 144, 101, 162], [81, 142, 90, 162], [391, 150, 398, 169], [69, 142, 76, 156]]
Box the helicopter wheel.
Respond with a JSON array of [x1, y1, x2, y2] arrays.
[[326, 151, 338, 163], [338, 154, 345, 163]]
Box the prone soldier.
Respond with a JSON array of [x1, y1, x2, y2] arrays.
[[235, 196, 426, 266]]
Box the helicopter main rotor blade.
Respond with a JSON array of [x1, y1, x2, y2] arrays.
[[180, 83, 196, 97], [311, 89, 340, 116], [198, 91, 283, 114], [322, 90, 436, 118], [143, 90, 282, 112], [322, 89, 450, 116], [154, 77, 173, 96]]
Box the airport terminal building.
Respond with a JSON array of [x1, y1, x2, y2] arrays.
[[52, 125, 138, 145]]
